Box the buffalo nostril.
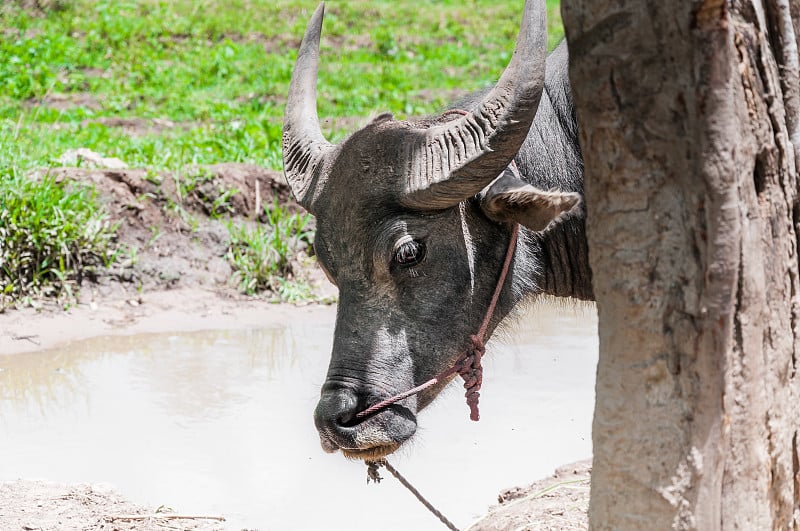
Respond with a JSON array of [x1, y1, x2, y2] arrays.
[[314, 388, 361, 433], [336, 409, 357, 427]]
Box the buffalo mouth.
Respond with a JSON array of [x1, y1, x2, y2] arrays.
[[317, 427, 410, 460], [314, 396, 418, 460], [314, 377, 458, 459], [341, 443, 402, 461]]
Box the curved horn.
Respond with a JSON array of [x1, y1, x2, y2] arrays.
[[282, 2, 333, 211], [403, 0, 548, 209]]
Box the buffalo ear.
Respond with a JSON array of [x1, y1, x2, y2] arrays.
[[479, 170, 582, 232]]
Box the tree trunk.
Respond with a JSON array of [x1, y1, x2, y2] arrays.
[[561, 0, 800, 528]]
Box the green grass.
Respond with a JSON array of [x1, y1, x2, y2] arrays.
[[0, 169, 122, 310], [1, 0, 564, 172], [0, 0, 563, 303], [226, 202, 314, 300]]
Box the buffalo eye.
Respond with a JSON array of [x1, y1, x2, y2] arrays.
[[393, 236, 426, 268]]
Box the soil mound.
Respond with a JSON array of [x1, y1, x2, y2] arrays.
[[39, 162, 317, 300]]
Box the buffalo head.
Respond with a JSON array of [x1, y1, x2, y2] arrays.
[[283, 0, 580, 459]]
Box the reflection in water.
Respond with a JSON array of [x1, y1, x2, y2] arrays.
[[0, 304, 598, 531], [1, 328, 296, 421], [130, 327, 296, 420]]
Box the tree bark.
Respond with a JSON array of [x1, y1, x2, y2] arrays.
[[561, 0, 800, 528]]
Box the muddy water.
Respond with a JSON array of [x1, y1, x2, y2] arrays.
[[0, 304, 597, 530]]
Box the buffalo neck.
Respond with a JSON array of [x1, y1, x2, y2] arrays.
[[514, 40, 594, 302]]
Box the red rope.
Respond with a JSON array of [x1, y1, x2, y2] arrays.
[[355, 222, 520, 422]]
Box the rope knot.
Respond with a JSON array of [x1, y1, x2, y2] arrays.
[[456, 334, 484, 421]]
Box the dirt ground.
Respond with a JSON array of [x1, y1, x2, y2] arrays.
[[1, 164, 590, 530], [1, 459, 589, 531], [0, 459, 589, 531], [0, 480, 225, 531], [469, 460, 591, 531]]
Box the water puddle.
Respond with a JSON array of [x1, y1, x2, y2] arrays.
[[0, 304, 597, 530]]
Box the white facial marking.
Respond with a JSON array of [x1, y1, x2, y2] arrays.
[[459, 202, 475, 294]]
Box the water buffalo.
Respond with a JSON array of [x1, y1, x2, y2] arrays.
[[283, 0, 593, 460]]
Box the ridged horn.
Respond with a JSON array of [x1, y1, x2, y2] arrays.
[[402, 0, 548, 209], [282, 2, 333, 211]]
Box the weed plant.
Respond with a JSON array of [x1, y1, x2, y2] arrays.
[[227, 202, 314, 298], [0, 170, 121, 310]]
